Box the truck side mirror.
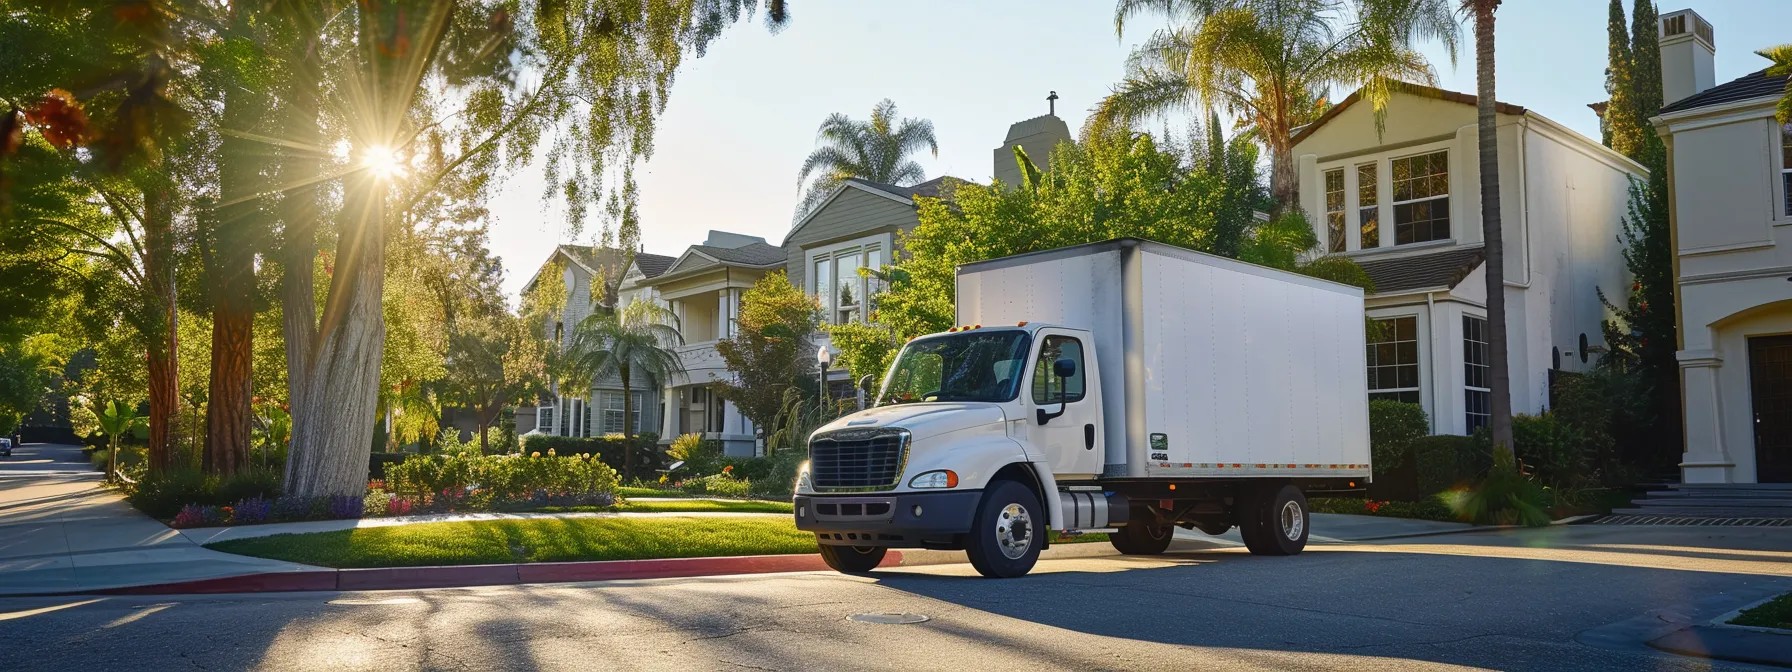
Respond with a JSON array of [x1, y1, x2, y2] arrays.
[[1053, 358, 1077, 379]]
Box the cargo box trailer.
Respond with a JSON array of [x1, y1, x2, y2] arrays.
[[794, 238, 1371, 577]]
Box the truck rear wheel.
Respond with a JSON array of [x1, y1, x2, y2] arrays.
[[1110, 520, 1174, 555], [965, 480, 1044, 578], [1237, 483, 1309, 556], [819, 544, 887, 573]]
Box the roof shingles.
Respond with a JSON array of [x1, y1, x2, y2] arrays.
[[1356, 246, 1485, 295], [1657, 69, 1790, 115], [691, 242, 787, 267]]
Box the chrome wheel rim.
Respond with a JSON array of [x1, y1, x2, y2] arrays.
[[1280, 500, 1305, 541], [995, 502, 1033, 560]]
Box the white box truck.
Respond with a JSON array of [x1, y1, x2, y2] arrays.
[[794, 238, 1371, 578]]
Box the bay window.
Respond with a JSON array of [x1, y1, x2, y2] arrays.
[[1367, 316, 1420, 404], [813, 244, 885, 324], [1392, 150, 1450, 245]]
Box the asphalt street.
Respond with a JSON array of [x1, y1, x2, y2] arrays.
[[1, 524, 1788, 671]]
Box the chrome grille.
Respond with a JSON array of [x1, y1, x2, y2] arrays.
[[809, 429, 908, 491]]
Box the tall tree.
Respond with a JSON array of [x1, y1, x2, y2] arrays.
[[561, 301, 685, 481], [1601, 0, 1644, 156], [715, 271, 820, 435], [440, 313, 546, 454], [1465, 0, 1513, 459], [795, 99, 937, 217], [1763, 45, 1792, 125], [1098, 0, 1460, 209]]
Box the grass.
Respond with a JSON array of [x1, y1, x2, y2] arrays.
[[538, 499, 794, 514], [618, 486, 690, 498], [1053, 532, 1110, 544], [1731, 592, 1792, 630], [206, 516, 819, 568]]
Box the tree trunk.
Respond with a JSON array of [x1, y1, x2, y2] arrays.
[[142, 180, 178, 475], [281, 52, 322, 490], [205, 76, 260, 477], [1474, 1, 1515, 461], [621, 364, 634, 482], [1269, 139, 1298, 214]]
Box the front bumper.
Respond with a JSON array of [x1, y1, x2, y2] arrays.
[[795, 490, 982, 548]]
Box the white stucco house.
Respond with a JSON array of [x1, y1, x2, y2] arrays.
[[1652, 8, 1792, 484], [1293, 81, 1646, 436]]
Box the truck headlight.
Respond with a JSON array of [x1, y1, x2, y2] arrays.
[[796, 461, 812, 491], [909, 470, 958, 489]]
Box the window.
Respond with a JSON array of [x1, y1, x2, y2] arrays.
[[880, 331, 1032, 404], [1367, 317, 1420, 404], [1358, 162, 1380, 249], [1464, 315, 1491, 432], [1781, 122, 1791, 217], [599, 391, 644, 435], [1324, 168, 1346, 253], [538, 406, 555, 433], [1392, 150, 1450, 245], [1031, 336, 1087, 404], [812, 245, 885, 324]]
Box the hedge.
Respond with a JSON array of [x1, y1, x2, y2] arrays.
[[384, 453, 620, 506], [522, 433, 666, 475], [1412, 435, 1490, 495], [1368, 400, 1428, 476]]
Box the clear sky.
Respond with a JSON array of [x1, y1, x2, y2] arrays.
[[485, 0, 1792, 300]]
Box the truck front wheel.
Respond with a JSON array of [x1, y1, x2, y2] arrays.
[[965, 480, 1044, 578], [1109, 519, 1174, 555], [819, 544, 887, 573], [1237, 483, 1309, 556]]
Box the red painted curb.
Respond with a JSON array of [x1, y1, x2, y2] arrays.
[[98, 571, 338, 595], [84, 550, 907, 596]]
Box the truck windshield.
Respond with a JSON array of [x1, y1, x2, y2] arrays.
[[879, 330, 1031, 405]]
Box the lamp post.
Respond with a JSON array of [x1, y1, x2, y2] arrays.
[[817, 345, 833, 409]]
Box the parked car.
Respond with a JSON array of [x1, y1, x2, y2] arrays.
[[0, 437, 12, 458]]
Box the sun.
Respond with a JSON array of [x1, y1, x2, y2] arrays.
[[361, 145, 406, 179]]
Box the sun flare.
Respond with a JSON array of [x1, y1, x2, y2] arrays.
[[361, 145, 405, 179]]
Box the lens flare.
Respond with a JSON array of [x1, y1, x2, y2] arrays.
[[361, 145, 405, 179]]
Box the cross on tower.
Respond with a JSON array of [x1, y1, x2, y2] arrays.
[[1047, 91, 1059, 116]]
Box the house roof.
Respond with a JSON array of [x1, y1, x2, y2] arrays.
[[1658, 69, 1790, 115], [1290, 81, 1527, 147], [1356, 246, 1485, 295], [633, 252, 676, 278], [689, 241, 787, 267], [845, 175, 965, 201], [522, 244, 629, 294]]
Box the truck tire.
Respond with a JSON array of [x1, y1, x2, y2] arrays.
[[1110, 520, 1174, 555], [965, 479, 1044, 578], [819, 544, 887, 573], [1238, 483, 1309, 556]]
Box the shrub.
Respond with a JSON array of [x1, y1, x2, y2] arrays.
[[327, 495, 365, 520], [1411, 435, 1489, 495], [1511, 413, 1589, 489], [270, 495, 316, 522], [363, 491, 390, 517], [171, 504, 227, 529], [215, 469, 282, 503], [521, 433, 665, 475], [1440, 454, 1551, 527], [1309, 497, 1455, 522], [679, 472, 751, 498], [668, 433, 722, 477], [388, 497, 416, 516], [385, 452, 620, 509], [127, 469, 218, 520], [1368, 400, 1428, 475], [368, 452, 410, 479]]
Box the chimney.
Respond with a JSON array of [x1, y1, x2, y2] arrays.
[[993, 98, 1073, 187], [1659, 8, 1716, 106]]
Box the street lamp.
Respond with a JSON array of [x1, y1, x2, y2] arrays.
[[817, 345, 833, 405]]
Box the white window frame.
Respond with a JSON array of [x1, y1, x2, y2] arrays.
[[1356, 161, 1381, 250], [805, 233, 894, 325], [1463, 314, 1491, 433], [1367, 315, 1423, 405], [1389, 149, 1451, 246], [1323, 168, 1346, 253], [598, 391, 643, 435], [1778, 120, 1792, 221], [537, 405, 555, 434]]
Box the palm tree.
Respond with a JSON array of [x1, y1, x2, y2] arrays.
[[96, 400, 147, 484], [1098, 0, 1460, 209], [1464, 0, 1512, 460], [795, 99, 938, 218], [562, 301, 686, 481], [1762, 44, 1792, 124]]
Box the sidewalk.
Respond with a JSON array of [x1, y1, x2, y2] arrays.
[[180, 508, 788, 545], [0, 443, 317, 596]]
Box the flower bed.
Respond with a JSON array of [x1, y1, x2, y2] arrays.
[[1308, 497, 1458, 522]]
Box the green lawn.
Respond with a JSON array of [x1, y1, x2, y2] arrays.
[[1731, 592, 1792, 630], [207, 516, 819, 568], [539, 499, 793, 514], [618, 486, 690, 499]]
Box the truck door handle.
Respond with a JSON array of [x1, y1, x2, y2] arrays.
[[1084, 424, 1096, 449]]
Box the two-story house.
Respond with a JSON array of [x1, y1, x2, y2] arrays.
[[516, 244, 671, 441], [636, 231, 788, 456], [1293, 81, 1646, 436], [1653, 9, 1792, 485]]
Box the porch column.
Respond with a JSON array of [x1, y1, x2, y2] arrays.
[[660, 385, 678, 438], [1677, 349, 1735, 483]]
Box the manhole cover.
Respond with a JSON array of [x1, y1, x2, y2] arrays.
[[847, 612, 930, 624], [328, 597, 421, 606]]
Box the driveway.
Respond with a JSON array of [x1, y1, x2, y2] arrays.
[[0, 523, 1785, 670], [0, 443, 317, 595]]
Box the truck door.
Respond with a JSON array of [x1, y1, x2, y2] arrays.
[[1025, 330, 1103, 478]]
